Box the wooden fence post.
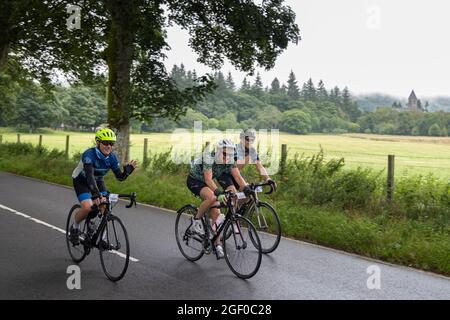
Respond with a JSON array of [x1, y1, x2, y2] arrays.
[[387, 155, 395, 201], [280, 144, 287, 175], [17, 134, 20, 143], [38, 135, 43, 148], [0, 135, 2, 144], [65, 135, 70, 158], [143, 138, 148, 167]]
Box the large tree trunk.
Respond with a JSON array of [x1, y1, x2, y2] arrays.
[[0, 1, 13, 71], [106, 0, 136, 164]]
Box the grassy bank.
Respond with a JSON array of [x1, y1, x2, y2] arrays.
[[1, 128, 450, 179], [0, 142, 449, 275]]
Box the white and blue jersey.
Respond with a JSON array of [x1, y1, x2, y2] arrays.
[[72, 147, 122, 202], [72, 147, 121, 180]]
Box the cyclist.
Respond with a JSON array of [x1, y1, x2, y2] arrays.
[[69, 128, 137, 245], [217, 128, 277, 193], [186, 138, 250, 258]]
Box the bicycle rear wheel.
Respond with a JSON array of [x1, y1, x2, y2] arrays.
[[66, 204, 87, 263], [175, 205, 204, 261], [223, 216, 262, 279], [247, 202, 281, 254], [99, 215, 130, 282]]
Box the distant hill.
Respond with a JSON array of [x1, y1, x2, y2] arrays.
[[355, 93, 450, 112], [426, 96, 450, 112], [355, 93, 399, 111]]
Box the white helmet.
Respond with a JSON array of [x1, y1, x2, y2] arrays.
[[216, 138, 235, 150], [240, 128, 256, 140]]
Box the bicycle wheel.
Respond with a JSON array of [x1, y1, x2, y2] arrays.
[[223, 216, 262, 279], [66, 204, 87, 263], [175, 205, 204, 261], [99, 215, 130, 282], [247, 202, 281, 254]]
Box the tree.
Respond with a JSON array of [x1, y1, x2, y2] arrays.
[[317, 80, 327, 100], [281, 109, 312, 134], [428, 123, 441, 136], [240, 77, 251, 93], [250, 72, 264, 97], [0, 62, 19, 124], [13, 84, 64, 132], [1, 0, 300, 163], [225, 72, 235, 91], [330, 86, 341, 104], [411, 126, 420, 136], [287, 70, 300, 100], [214, 71, 227, 93], [301, 78, 316, 101], [270, 77, 280, 94]]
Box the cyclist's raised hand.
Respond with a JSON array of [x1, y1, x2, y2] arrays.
[[128, 160, 138, 169], [123, 160, 137, 176]]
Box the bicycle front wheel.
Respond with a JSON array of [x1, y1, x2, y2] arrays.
[[66, 204, 87, 263], [99, 215, 130, 282], [175, 205, 204, 261], [247, 202, 281, 254], [223, 216, 262, 279]]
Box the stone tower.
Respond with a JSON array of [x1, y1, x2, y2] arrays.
[[407, 90, 418, 111]]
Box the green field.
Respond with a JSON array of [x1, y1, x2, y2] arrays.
[[1, 129, 449, 180]]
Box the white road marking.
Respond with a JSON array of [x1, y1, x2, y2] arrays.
[[0, 203, 139, 262]]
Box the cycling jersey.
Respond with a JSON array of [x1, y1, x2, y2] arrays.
[[234, 143, 259, 164], [72, 147, 121, 180], [72, 147, 132, 202], [189, 150, 237, 182]]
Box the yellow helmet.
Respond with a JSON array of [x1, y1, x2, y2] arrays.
[[95, 128, 116, 142]]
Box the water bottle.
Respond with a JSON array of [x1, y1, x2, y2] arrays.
[[89, 214, 102, 235]]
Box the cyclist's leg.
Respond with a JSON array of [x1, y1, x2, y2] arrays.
[[74, 199, 93, 224], [198, 187, 218, 219], [72, 178, 107, 224], [96, 180, 109, 214], [187, 176, 215, 219], [73, 178, 93, 225]]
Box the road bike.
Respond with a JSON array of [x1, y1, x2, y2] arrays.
[[227, 182, 281, 254], [66, 192, 136, 282], [175, 190, 262, 279]]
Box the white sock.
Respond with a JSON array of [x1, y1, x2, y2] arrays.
[[102, 231, 108, 242], [73, 222, 80, 230]]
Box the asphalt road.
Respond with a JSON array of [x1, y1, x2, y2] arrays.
[[0, 171, 449, 300]]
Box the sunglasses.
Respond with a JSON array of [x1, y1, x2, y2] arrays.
[[245, 137, 255, 142], [100, 141, 115, 146]]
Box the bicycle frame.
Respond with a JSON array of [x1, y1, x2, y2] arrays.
[[83, 193, 136, 249], [238, 182, 273, 227], [202, 192, 245, 250]]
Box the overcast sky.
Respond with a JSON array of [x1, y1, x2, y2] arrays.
[[163, 0, 450, 98]]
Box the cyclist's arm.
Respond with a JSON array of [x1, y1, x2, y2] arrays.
[[112, 164, 134, 181], [230, 167, 247, 191], [83, 163, 101, 199], [255, 160, 270, 181]]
